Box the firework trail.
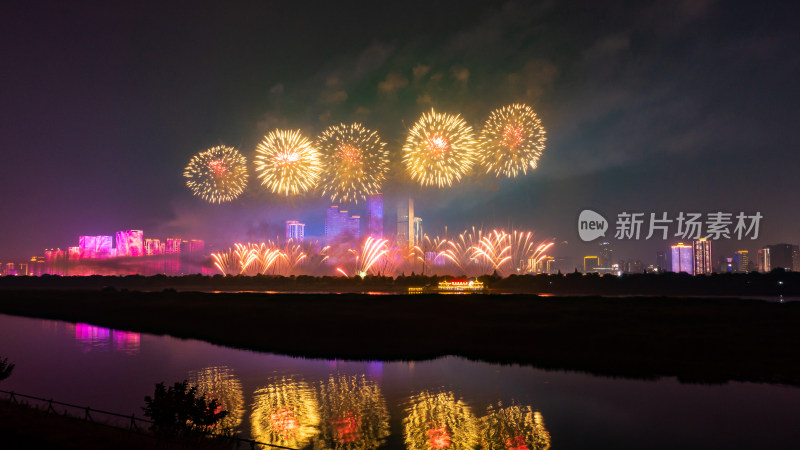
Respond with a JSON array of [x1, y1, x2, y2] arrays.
[[478, 103, 546, 178], [317, 123, 389, 204], [403, 109, 477, 187], [412, 235, 449, 275], [255, 129, 322, 196], [471, 229, 512, 274], [338, 237, 389, 278], [183, 146, 249, 203]]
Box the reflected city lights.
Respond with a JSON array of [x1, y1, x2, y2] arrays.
[[188, 366, 245, 432], [480, 403, 551, 450], [72, 323, 140, 354], [251, 376, 320, 448], [317, 374, 390, 448], [403, 391, 479, 449]]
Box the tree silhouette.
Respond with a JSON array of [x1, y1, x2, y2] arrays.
[[0, 357, 14, 382], [143, 380, 228, 436]]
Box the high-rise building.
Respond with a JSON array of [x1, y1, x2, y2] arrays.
[[693, 238, 712, 275], [397, 197, 415, 248], [286, 220, 305, 241], [144, 239, 161, 256], [734, 250, 749, 273], [325, 206, 360, 243], [116, 230, 144, 257], [79, 235, 113, 258], [366, 193, 383, 238], [413, 217, 423, 247], [583, 256, 599, 273], [757, 247, 769, 272], [656, 251, 666, 272], [188, 240, 204, 252], [793, 246, 800, 272], [671, 243, 693, 274], [764, 244, 797, 271], [347, 215, 360, 239], [165, 238, 181, 254], [599, 242, 614, 267]]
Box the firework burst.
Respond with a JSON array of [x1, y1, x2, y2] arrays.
[[403, 109, 477, 187], [317, 123, 389, 204], [478, 103, 546, 178], [255, 129, 322, 196], [183, 146, 249, 203]]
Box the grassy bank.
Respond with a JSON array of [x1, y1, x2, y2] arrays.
[[1, 289, 799, 385]]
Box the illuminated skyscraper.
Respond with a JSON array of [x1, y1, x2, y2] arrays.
[[286, 220, 305, 241], [693, 238, 712, 275], [79, 235, 113, 258], [165, 238, 181, 254], [583, 256, 599, 273], [144, 239, 161, 256], [599, 242, 614, 267], [764, 244, 797, 271], [671, 243, 694, 274], [397, 197, 415, 248], [188, 239, 204, 252], [413, 217, 423, 247], [325, 206, 359, 243], [366, 193, 383, 238], [734, 250, 749, 273]]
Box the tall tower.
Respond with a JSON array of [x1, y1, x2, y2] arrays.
[[366, 193, 383, 238], [671, 243, 693, 274], [413, 217, 423, 247], [397, 197, 415, 248], [599, 241, 613, 267], [734, 250, 749, 273], [693, 238, 712, 275]]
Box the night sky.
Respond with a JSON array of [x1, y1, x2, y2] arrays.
[[1, 0, 798, 265]]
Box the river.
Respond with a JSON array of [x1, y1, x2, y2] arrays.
[[1, 313, 798, 449]]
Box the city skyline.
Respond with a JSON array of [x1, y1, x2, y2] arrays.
[[1, 1, 798, 267]]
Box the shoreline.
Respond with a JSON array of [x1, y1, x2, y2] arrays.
[[1, 289, 799, 386]]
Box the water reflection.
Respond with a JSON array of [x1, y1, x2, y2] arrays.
[[188, 366, 245, 432], [480, 404, 551, 450], [251, 376, 320, 448], [72, 323, 140, 354], [317, 374, 390, 448], [403, 391, 479, 449]]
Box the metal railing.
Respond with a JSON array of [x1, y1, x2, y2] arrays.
[[0, 389, 297, 449]]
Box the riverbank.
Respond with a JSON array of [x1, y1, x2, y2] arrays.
[[1, 289, 799, 386], [0, 399, 231, 450]]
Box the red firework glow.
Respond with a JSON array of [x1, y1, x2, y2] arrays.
[[505, 435, 529, 450], [208, 159, 228, 177], [427, 425, 452, 448], [426, 135, 450, 157], [502, 125, 524, 150], [269, 408, 300, 436], [332, 413, 361, 443]]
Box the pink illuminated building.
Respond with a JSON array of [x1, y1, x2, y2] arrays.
[[165, 238, 181, 254], [188, 239, 204, 252], [144, 239, 161, 256], [79, 235, 113, 258], [116, 230, 144, 257]]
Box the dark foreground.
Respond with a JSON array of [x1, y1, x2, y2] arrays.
[[1, 289, 799, 386]]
